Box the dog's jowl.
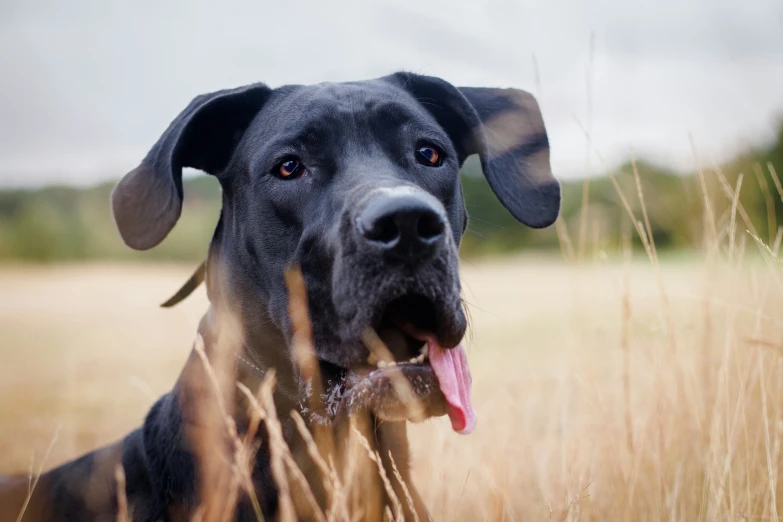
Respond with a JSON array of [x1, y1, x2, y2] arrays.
[[0, 73, 560, 522]]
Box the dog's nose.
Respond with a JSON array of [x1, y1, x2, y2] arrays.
[[358, 191, 447, 261]]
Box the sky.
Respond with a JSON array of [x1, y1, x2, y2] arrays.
[[1, 0, 782, 187]]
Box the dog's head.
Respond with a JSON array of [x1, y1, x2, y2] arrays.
[[111, 73, 559, 434]]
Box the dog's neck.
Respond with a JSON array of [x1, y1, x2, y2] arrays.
[[193, 303, 298, 415], [196, 252, 299, 406], [181, 272, 428, 520]]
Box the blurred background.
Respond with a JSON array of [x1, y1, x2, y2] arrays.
[[3, 1, 783, 520], [1, 0, 782, 260]]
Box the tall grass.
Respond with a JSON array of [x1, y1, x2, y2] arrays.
[[6, 165, 783, 520], [131, 160, 783, 520]]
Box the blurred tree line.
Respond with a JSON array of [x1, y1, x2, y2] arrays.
[[1, 121, 782, 262]]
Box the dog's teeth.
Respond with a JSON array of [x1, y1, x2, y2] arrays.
[[409, 357, 418, 364], [416, 354, 426, 364], [377, 360, 387, 369], [387, 361, 397, 368], [420, 345, 428, 357]]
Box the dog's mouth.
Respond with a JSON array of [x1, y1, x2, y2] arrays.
[[313, 294, 476, 435]]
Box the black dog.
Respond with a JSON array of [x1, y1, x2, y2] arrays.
[[0, 72, 559, 521]]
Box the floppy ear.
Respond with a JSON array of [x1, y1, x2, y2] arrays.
[[111, 83, 272, 250], [388, 73, 560, 228]]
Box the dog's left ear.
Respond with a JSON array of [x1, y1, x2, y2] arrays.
[[112, 83, 272, 250], [388, 73, 560, 228]]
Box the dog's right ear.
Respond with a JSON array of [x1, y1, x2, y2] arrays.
[[111, 84, 272, 250]]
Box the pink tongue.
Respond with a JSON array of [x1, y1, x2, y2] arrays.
[[427, 341, 476, 434]]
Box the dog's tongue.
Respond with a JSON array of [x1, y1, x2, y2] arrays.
[[427, 340, 476, 434]]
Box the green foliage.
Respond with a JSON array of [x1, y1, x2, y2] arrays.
[[462, 120, 783, 258], [0, 177, 221, 262], [1, 122, 782, 262]]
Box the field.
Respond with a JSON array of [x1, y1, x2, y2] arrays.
[[2, 249, 783, 520]]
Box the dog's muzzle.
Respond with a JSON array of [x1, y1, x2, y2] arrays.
[[312, 185, 475, 434]]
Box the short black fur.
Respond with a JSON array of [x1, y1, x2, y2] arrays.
[[0, 72, 559, 522]]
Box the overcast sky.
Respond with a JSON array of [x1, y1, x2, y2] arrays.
[[1, 0, 782, 187]]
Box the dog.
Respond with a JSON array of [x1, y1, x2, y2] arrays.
[[0, 72, 560, 521]]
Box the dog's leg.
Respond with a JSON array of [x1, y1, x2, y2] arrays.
[[0, 473, 51, 522], [375, 421, 431, 522], [331, 411, 385, 522], [0, 440, 128, 522]]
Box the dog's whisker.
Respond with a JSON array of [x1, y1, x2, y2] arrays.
[[460, 297, 499, 317], [462, 214, 508, 230], [465, 226, 489, 239]]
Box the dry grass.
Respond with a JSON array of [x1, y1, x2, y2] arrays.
[[2, 223, 783, 520]]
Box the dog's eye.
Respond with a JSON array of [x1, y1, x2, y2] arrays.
[[415, 144, 443, 167], [276, 158, 306, 179]]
